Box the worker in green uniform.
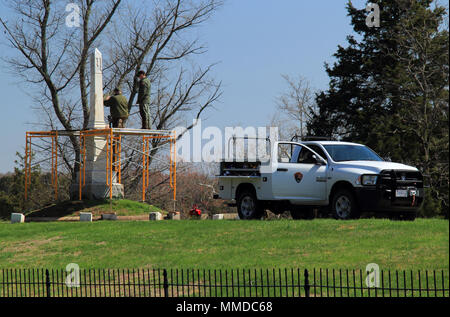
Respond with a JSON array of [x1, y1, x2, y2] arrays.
[[134, 70, 151, 129], [104, 87, 129, 128], [104, 87, 128, 171]]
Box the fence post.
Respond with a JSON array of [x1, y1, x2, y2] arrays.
[[45, 269, 51, 297], [304, 269, 310, 297], [163, 269, 169, 297]]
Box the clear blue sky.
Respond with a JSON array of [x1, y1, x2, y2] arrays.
[[0, 0, 367, 172]]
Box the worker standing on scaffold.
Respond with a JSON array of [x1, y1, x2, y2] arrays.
[[104, 87, 129, 128], [134, 70, 151, 129], [104, 87, 128, 172]]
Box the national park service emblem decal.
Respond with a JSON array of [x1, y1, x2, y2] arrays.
[[294, 172, 303, 183]]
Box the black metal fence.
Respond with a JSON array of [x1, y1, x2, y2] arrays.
[[0, 268, 448, 297]]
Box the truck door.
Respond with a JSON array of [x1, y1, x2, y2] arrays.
[[272, 143, 327, 203]]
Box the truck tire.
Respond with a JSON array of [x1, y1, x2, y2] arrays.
[[237, 190, 263, 220], [331, 189, 359, 220]]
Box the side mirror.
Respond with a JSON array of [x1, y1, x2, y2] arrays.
[[312, 154, 326, 165]]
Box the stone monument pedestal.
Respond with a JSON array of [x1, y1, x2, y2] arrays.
[[82, 183, 124, 200], [70, 182, 124, 200], [70, 168, 124, 200]]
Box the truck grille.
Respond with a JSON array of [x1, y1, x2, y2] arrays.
[[379, 170, 423, 186], [379, 169, 424, 205]]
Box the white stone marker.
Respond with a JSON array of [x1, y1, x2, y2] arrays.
[[11, 213, 25, 224], [168, 212, 181, 220], [212, 214, 224, 220], [101, 213, 117, 221], [220, 213, 239, 220], [80, 212, 93, 222], [149, 212, 162, 221]]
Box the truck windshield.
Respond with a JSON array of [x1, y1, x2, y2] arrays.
[[323, 145, 383, 162]]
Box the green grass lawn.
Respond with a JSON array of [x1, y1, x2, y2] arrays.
[[0, 219, 448, 272]]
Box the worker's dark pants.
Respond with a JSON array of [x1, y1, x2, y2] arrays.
[[139, 103, 150, 129]]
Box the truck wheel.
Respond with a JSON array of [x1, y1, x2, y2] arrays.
[[237, 191, 263, 220], [331, 189, 359, 220]]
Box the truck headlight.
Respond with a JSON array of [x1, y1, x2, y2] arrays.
[[361, 175, 378, 186]]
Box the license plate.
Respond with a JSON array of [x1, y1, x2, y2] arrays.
[[395, 189, 408, 198]]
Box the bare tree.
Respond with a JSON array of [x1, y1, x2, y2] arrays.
[[275, 74, 318, 140], [103, 0, 223, 193], [1, 0, 122, 178], [1, 0, 223, 199]]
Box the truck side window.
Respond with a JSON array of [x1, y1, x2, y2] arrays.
[[297, 147, 316, 164], [307, 145, 328, 162], [278, 143, 293, 163]]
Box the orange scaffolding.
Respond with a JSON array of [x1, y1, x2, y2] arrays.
[[24, 131, 59, 200], [24, 128, 177, 206]]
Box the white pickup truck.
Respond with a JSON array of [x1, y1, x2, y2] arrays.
[[215, 140, 424, 220]]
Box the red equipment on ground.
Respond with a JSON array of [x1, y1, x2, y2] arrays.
[[189, 204, 201, 216]]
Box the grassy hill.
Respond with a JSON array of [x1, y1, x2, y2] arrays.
[[19, 199, 165, 219], [0, 219, 447, 273]]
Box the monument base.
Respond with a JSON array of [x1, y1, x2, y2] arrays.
[[70, 183, 124, 200]]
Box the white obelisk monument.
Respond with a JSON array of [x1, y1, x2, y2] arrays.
[[88, 48, 108, 130], [71, 48, 124, 200]]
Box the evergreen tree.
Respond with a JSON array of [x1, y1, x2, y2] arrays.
[[309, 0, 449, 216]]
